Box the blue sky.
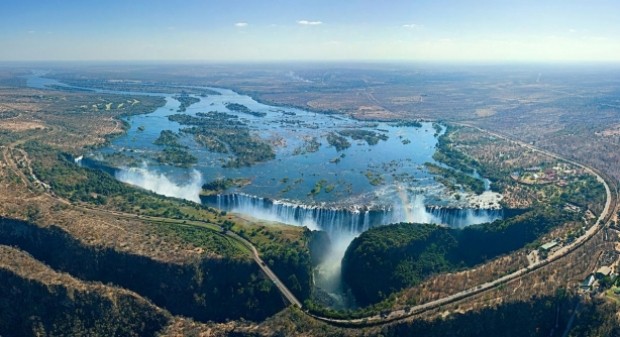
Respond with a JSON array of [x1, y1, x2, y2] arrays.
[[1, 0, 619, 62]]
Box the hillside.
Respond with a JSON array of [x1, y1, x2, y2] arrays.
[[0, 245, 169, 337], [342, 207, 579, 305]]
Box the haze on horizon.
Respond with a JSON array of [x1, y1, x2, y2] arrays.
[[1, 0, 619, 63]]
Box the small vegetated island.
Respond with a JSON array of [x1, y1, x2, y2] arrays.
[[169, 111, 275, 167], [325, 132, 351, 151], [173, 94, 200, 112], [225, 102, 267, 117], [324, 129, 388, 152], [153, 130, 182, 147], [201, 177, 252, 195], [391, 120, 423, 128], [152, 130, 197, 168], [337, 129, 388, 146]]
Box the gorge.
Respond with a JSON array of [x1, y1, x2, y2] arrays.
[[27, 74, 505, 307]]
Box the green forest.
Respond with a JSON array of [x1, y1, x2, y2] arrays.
[[342, 206, 579, 306], [169, 112, 275, 167]]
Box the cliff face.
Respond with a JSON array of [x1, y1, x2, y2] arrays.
[[342, 223, 458, 305], [307, 229, 332, 266], [0, 217, 286, 323], [0, 246, 169, 337], [259, 228, 332, 302], [380, 296, 620, 337], [342, 208, 576, 306]]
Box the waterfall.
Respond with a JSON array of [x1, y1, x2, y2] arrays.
[[203, 193, 503, 235], [211, 193, 377, 234], [425, 206, 503, 228], [203, 192, 504, 307]]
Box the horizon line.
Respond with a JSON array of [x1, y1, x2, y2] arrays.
[[2, 59, 620, 66]]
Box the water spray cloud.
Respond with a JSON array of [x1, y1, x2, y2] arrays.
[[116, 165, 203, 203]]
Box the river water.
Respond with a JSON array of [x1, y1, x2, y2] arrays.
[[27, 73, 503, 307]]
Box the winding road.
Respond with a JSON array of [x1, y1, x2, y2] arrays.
[[306, 124, 618, 326], [225, 230, 303, 308], [3, 145, 305, 308], [5, 121, 617, 328]]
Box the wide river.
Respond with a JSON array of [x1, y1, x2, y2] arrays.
[[27, 73, 505, 307], [26, 74, 502, 229]]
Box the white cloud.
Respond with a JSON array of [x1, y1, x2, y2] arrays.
[[402, 23, 421, 29], [297, 20, 322, 26], [235, 22, 248, 28]]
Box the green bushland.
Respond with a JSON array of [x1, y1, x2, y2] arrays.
[[169, 112, 275, 167], [225, 102, 267, 117], [150, 221, 248, 259], [25, 141, 134, 206], [0, 110, 19, 119], [155, 147, 197, 168], [364, 170, 384, 186], [201, 177, 250, 195], [425, 162, 485, 195], [326, 132, 351, 151], [22, 141, 218, 221], [153, 130, 183, 147], [0, 129, 41, 146], [337, 129, 388, 145], [392, 120, 423, 128], [432, 122, 443, 136], [309, 179, 328, 195], [153, 130, 197, 167], [426, 125, 487, 194], [229, 221, 331, 301], [342, 206, 579, 306], [292, 137, 321, 155], [174, 94, 200, 112], [432, 125, 479, 175], [557, 174, 607, 215]]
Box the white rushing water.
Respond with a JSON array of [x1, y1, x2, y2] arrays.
[[210, 191, 503, 306], [116, 165, 203, 203], [28, 73, 503, 308], [213, 193, 502, 232]]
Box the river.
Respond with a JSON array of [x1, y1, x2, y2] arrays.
[[26, 72, 503, 307]]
